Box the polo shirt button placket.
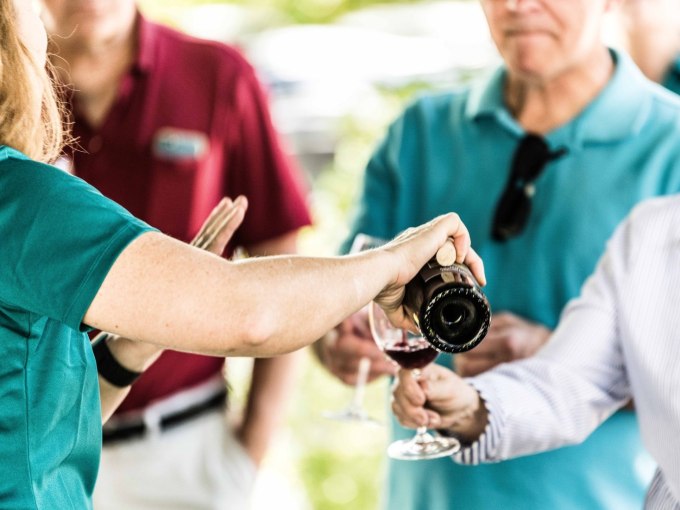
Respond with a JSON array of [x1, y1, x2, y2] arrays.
[[88, 135, 103, 155]]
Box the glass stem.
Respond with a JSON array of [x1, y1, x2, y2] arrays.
[[412, 368, 429, 438], [415, 426, 430, 438], [350, 356, 370, 409]]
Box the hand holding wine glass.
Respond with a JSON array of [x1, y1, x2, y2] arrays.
[[391, 362, 489, 446], [369, 302, 461, 460]]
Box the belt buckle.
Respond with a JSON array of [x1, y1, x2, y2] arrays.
[[142, 409, 163, 439]]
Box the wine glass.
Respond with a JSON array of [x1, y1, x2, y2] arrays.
[[322, 234, 385, 426], [368, 301, 461, 460]]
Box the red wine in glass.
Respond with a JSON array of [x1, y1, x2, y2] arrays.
[[383, 335, 439, 370]]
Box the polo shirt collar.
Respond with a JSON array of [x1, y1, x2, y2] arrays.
[[134, 12, 156, 74], [465, 66, 517, 131], [662, 54, 680, 90], [465, 49, 651, 148], [669, 54, 680, 78], [0, 146, 26, 162]]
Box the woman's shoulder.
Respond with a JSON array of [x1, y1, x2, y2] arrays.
[[1, 146, 66, 178], [0, 146, 93, 199]]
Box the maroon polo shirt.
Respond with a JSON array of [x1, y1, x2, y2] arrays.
[[68, 15, 311, 414]]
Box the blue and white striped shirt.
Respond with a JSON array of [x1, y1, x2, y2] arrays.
[[457, 195, 680, 509]]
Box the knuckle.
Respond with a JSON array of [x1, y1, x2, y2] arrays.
[[505, 335, 522, 357]]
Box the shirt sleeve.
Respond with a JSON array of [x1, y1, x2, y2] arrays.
[[453, 217, 634, 464], [224, 62, 312, 247], [340, 112, 407, 254], [0, 155, 156, 331]]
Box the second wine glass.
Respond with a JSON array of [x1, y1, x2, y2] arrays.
[[322, 233, 384, 426], [369, 301, 460, 460]]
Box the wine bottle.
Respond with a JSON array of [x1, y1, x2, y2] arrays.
[[403, 259, 491, 353]]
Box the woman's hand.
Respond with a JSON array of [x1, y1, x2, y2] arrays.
[[374, 213, 485, 332]]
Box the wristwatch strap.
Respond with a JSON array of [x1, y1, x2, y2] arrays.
[[92, 333, 143, 388]]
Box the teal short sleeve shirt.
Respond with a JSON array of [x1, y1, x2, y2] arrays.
[[0, 146, 155, 509]]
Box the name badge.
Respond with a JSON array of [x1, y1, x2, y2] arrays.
[[152, 127, 209, 161]]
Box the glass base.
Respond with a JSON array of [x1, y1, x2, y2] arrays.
[[387, 431, 460, 460], [322, 407, 381, 427]]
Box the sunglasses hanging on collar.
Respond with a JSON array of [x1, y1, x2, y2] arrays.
[[491, 134, 568, 242]]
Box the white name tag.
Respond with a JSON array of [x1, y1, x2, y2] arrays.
[[152, 128, 209, 161]]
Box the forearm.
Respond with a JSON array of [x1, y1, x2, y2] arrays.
[[236, 352, 302, 465], [98, 335, 164, 422], [454, 359, 621, 464], [454, 313, 629, 464], [85, 233, 397, 357], [99, 375, 133, 423]]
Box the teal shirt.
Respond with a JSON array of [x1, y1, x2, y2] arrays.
[[662, 55, 680, 95], [346, 50, 680, 510], [0, 147, 154, 509]]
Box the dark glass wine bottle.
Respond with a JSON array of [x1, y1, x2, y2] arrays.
[[403, 259, 491, 353]]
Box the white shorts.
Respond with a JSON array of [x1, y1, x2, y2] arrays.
[[93, 410, 257, 510]]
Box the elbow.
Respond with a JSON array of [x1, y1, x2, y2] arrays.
[[235, 310, 280, 356]]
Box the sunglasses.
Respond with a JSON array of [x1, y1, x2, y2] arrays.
[[491, 134, 567, 242]]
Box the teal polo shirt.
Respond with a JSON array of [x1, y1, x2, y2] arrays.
[[346, 50, 680, 510], [0, 147, 154, 509], [662, 55, 680, 95]]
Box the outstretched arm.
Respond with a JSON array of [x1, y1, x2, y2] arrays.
[[85, 212, 484, 358]]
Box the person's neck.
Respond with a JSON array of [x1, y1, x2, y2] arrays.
[[56, 24, 136, 87], [51, 21, 137, 129], [505, 46, 614, 135]]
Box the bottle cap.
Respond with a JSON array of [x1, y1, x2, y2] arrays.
[[435, 241, 456, 267]]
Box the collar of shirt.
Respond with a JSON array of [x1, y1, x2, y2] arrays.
[[134, 12, 157, 75], [464, 49, 651, 152], [0, 145, 27, 162], [661, 54, 680, 95]]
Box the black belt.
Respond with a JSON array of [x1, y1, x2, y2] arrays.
[[102, 390, 227, 445]]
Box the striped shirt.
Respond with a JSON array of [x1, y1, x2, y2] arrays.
[[456, 195, 680, 509]]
